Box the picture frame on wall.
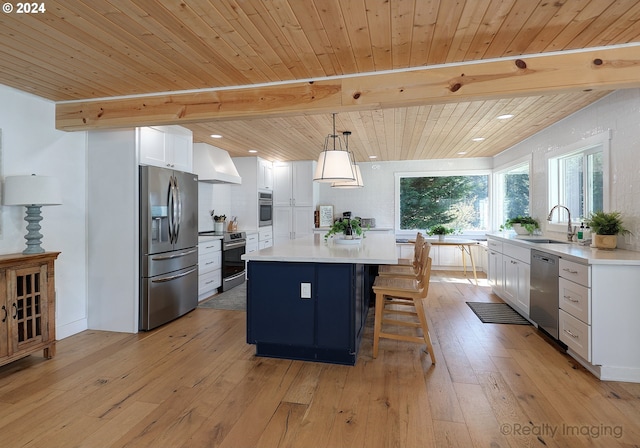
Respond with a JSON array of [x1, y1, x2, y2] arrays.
[[319, 205, 334, 227]]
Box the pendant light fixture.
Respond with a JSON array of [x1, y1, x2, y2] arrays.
[[332, 131, 364, 188], [313, 113, 356, 183]]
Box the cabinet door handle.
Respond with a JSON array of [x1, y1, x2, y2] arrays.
[[1, 305, 6, 323], [562, 268, 578, 274], [12, 303, 18, 319], [563, 328, 579, 339], [563, 295, 580, 303]]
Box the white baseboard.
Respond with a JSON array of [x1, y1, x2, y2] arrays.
[[56, 318, 88, 340]]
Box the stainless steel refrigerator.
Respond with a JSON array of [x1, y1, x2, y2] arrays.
[[139, 165, 199, 330]]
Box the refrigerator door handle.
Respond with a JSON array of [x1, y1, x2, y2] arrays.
[[151, 267, 197, 283], [174, 176, 181, 242], [151, 248, 198, 260], [167, 176, 174, 244]]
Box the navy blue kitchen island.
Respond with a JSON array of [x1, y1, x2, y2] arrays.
[[243, 234, 398, 365]]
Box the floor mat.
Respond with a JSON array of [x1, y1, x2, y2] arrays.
[[466, 301, 530, 325], [199, 283, 246, 311]]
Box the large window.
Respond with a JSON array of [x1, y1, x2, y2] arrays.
[[398, 173, 489, 232], [495, 161, 530, 226], [548, 132, 609, 224]]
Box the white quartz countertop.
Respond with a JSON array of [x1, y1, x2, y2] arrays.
[[242, 233, 398, 265], [198, 234, 224, 242], [486, 233, 640, 265]]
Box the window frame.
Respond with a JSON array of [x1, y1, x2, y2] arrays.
[[492, 155, 532, 231], [546, 130, 610, 231], [394, 169, 492, 236]]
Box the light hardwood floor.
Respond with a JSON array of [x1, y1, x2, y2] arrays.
[[1, 271, 639, 447]]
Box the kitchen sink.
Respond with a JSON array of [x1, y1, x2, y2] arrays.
[[520, 238, 568, 244]]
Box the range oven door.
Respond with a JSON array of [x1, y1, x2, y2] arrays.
[[222, 240, 246, 291]]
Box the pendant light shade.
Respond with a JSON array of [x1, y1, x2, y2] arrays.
[[313, 114, 356, 183], [332, 131, 364, 188]]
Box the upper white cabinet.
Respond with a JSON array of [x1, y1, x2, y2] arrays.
[[258, 158, 273, 190], [138, 125, 193, 173], [273, 161, 317, 207]]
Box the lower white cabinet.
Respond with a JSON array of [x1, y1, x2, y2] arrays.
[[246, 232, 259, 253], [198, 239, 221, 300], [258, 226, 273, 249], [487, 237, 530, 318]]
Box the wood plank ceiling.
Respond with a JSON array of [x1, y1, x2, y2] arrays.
[[2, 0, 640, 161]]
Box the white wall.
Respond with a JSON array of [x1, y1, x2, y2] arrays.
[[494, 89, 640, 251], [0, 84, 88, 339], [198, 183, 232, 232]]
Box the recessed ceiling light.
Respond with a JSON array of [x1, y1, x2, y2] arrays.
[[497, 114, 514, 120], [472, 137, 485, 142], [248, 149, 258, 153], [457, 151, 467, 155], [368, 155, 377, 159], [210, 134, 223, 139]]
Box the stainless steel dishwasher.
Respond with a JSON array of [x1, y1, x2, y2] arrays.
[[530, 249, 560, 339]]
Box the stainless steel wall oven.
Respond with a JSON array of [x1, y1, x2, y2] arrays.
[[258, 191, 273, 227]]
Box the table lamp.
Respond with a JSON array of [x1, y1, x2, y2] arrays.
[[3, 174, 62, 254]]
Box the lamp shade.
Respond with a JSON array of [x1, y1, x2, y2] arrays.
[[3, 175, 62, 206], [332, 164, 364, 188], [313, 150, 356, 182]]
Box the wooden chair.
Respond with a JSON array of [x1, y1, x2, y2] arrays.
[[397, 232, 424, 266], [378, 241, 431, 278], [372, 253, 436, 364]]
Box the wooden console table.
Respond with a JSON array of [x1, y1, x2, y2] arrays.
[[0, 252, 59, 367], [428, 238, 479, 285]]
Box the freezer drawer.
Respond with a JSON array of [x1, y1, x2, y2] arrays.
[[142, 247, 198, 278], [140, 265, 198, 330]]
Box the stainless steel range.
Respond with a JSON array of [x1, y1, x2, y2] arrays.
[[200, 230, 247, 291]]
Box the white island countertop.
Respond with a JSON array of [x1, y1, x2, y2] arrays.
[[487, 232, 640, 265], [242, 233, 398, 265]]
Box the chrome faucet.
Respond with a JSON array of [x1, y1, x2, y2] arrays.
[[547, 205, 576, 241]]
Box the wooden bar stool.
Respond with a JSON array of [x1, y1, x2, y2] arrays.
[[378, 241, 431, 278], [397, 232, 424, 266], [372, 255, 436, 364]]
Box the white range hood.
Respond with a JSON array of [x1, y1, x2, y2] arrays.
[[193, 143, 242, 184]]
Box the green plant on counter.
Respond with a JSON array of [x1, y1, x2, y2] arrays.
[[427, 225, 456, 236], [324, 218, 366, 240], [584, 211, 629, 235], [504, 216, 539, 234]]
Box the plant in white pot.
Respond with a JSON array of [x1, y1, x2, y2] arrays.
[[584, 211, 630, 249], [427, 225, 456, 242], [504, 216, 539, 235]]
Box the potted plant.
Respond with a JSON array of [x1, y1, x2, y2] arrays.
[[427, 225, 456, 242], [324, 218, 366, 241], [504, 216, 539, 235], [584, 211, 629, 249]]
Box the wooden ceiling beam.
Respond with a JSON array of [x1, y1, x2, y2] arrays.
[[55, 45, 640, 131]]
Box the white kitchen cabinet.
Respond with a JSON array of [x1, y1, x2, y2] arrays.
[[246, 232, 259, 253], [258, 158, 273, 190], [487, 239, 503, 293], [198, 239, 222, 301], [486, 237, 530, 318], [258, 226, 273, 249], [502, 254, 530, 317], [138, 125, 193, 172], [274, 206, 314, 243], [273, 161, 317, 207], [502, 243, 531, 317], [273, 161, 317, 243]]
